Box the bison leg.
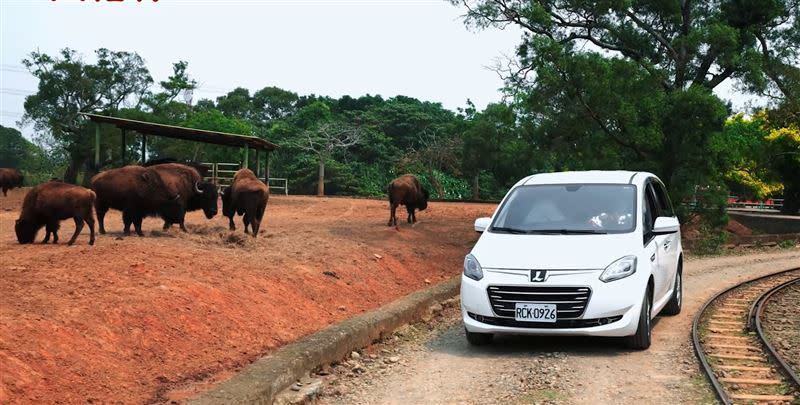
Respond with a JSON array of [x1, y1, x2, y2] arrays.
[[96, 205, 108, 234], [388, 203, 398, 227], [42, 226, 52, 244], [406, 206, 415, 223], [242, 213, 251, 235], [133, 217, 144, 237], [86, 215, 95, 246], [227, 215, 236, 231], [163, 221, 171, 230], [179, 221, 188, 232], [49, 222, 60, 244], [122, 211, 134, 235], [68, 217, 84, 246], [2, 187, 7, 196], [250, 218, 261, 238]]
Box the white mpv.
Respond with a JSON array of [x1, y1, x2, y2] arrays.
[[461, 171, 682, 350]]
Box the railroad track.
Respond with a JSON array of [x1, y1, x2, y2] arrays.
[[693, 268, 800, 404]]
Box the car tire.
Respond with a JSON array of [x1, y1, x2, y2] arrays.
[[626, 289, 652, 350], [661, 262, 682, 316], [465, 328, 493, 346]]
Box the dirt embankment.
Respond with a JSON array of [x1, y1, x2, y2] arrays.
[[0, 188, 496, 404]]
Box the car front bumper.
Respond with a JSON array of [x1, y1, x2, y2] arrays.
[[460, 268, 645, 337]]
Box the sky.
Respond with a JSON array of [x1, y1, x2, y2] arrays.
[[0, 0, 762, 140]]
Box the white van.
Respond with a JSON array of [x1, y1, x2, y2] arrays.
[[461, 171, 682, 349]]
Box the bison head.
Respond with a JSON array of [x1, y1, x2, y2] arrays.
[[15, 219, 40, 244], [418, 187, 430, 211], [193, 181, 219, 219], [220, 186, 234, 218]]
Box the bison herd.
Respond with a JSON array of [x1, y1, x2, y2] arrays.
[[3, 164, 430, 246]]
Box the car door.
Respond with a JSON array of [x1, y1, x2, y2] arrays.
[[652, 180, 679, 286], [645, 182, 670, 302], [641, 182, 663, 307]]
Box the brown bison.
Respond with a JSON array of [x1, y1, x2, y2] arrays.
[[91, 165, 182, 236], [387, 174, 429, 227], [148, 163, 218, 231], [0, 168, 23, 196], [15, 181, 96, 245], [221, 168, 269, 237]]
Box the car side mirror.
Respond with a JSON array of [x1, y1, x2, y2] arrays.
[[474, 217, 491, 233], [653, 216, 680, 235]]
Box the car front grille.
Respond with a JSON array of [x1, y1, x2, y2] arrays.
[[487, 285, 591, 319], [467, 312, 621, 329]]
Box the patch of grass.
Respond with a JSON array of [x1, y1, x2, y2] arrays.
[[689, 374, 718, 405], [778, 239, 797, 249]]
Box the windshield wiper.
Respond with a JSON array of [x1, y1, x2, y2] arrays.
[[529, 229, 608, 235], [490, 226, 530, 234]]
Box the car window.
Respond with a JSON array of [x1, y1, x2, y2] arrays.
[[652, 181, 674, 217], [642, 184, 658, 244], [491, 184, 637, 234]]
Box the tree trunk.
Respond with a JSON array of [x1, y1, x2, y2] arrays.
[[317, 158, 325, 196], [472, 173, 480, 200], [780, 183, 800, 215], [63, 152, 86, 184]]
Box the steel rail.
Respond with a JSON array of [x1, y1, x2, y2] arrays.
[[752, 277, 800, 388], [691, 267, 800, 405]]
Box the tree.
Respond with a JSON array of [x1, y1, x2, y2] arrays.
[[297, 120, 364, 196], [21, 48, 153, 183], [452, 0, 800, 222], [0, 126, 57, 183]]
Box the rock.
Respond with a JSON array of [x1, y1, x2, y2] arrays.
[[337, 305, 346, 311], [350, 351, 361, 360], [351, 363, 365, 373], [386, 356, 400, 364], [322, 271, 340, 279], [429, 303, 443, 314], [424, 278, 432, 284], [374, 254, 382, 259]]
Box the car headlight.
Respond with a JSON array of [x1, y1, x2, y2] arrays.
[[599, 255, 637, 283], [464, 254, 483, 281]]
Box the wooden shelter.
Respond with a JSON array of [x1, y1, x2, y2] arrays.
[[81, 113, 279, 181]]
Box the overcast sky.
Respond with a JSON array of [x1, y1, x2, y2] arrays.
[[1, 0, 760, 139]]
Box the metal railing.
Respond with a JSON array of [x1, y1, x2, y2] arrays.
[[727, 196, 784, 210], [200, 162, 288, 195]]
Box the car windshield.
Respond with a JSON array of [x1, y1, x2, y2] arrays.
[[491, 184, 636, 234]]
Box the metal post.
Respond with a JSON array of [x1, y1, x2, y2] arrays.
[[265, 151, 271, 182], [256, 149, 261, 178], [121, 129, 126, 165], [94, 123, 101, 167], [141, 134, 147, 163], [243, 146, 249, 169]]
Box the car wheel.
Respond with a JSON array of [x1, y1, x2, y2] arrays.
[[661, 262, 682, 316], [465, 328, 493, 346], [626, 289, 652, 350]]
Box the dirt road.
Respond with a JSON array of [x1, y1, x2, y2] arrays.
[[0, 189, 495, 404], [320, 250, 800, 405]]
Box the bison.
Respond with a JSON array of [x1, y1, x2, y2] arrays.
[[148, 163, 218, 231], [221, 168, 269, 237], [387, 174, 429, 227], [143, 158, 211, 178], [0, 168, 23, 196], [91, 165, 182, 236], [15, 181, 96, 245]]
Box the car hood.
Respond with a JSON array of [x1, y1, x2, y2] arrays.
[[471, 232, 638, 270]]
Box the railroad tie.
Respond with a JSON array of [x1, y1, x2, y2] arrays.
[[715, 365, 772, 372], [717, 377, 782, 385], [709, 353, 762, 361], [707, 343, 760, 352], [729, 394, 796, 401]]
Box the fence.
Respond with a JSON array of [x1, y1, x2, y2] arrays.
[[727, 196, 784, 210], [200, 162, 288, 195]]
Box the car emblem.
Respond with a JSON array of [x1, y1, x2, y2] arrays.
[[530, 270, 548, 282]]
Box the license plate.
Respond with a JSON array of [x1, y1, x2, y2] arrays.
[[514, 303, 557, 323]]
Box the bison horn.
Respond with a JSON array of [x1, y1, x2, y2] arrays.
[[194, 181, 204, 194]]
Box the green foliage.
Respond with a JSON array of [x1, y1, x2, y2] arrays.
[[0, 126, 58, 184]]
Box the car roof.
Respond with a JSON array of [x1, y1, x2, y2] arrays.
[[520, 170, 653, 186]]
